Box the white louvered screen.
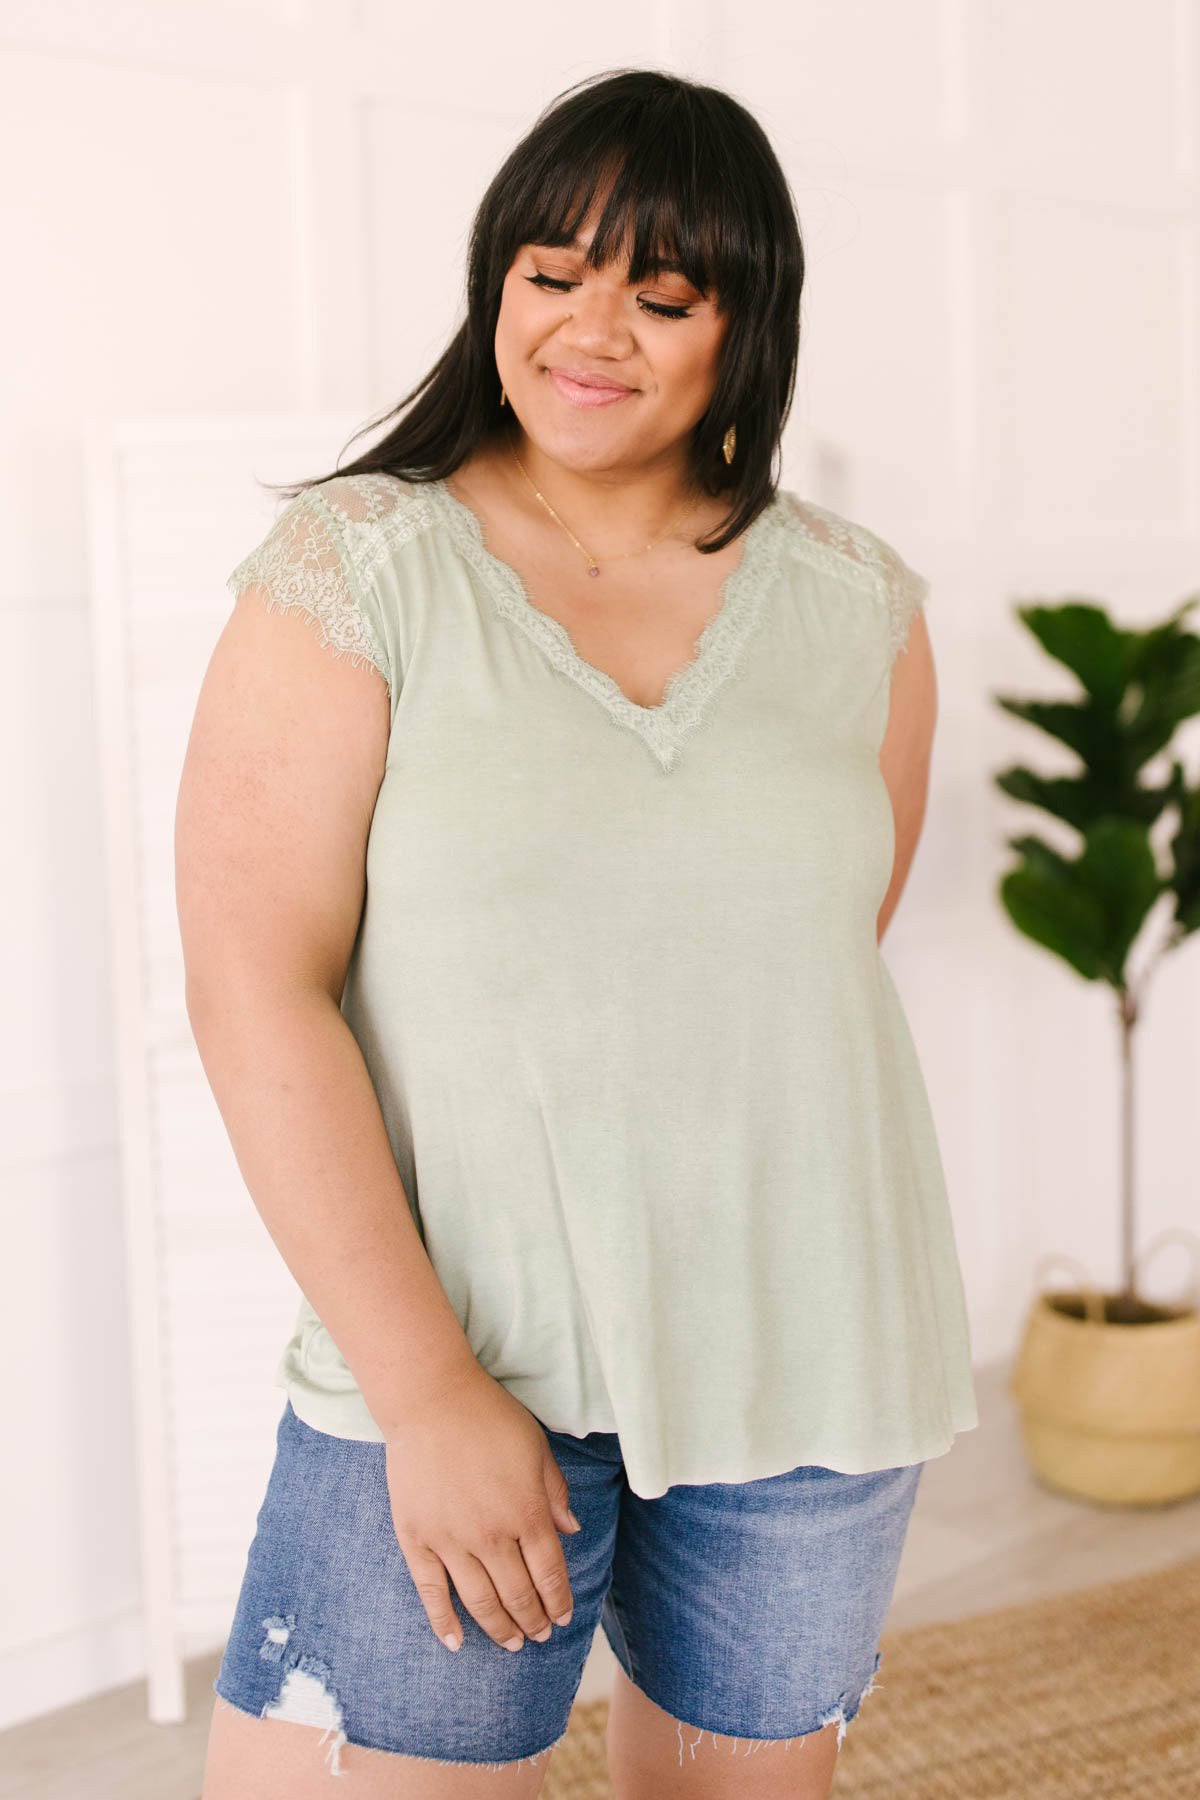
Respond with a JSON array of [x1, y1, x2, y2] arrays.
[[86, 417, 365, 1721]]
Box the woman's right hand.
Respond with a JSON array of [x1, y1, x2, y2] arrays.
[[384, 1363, 582, 1653]]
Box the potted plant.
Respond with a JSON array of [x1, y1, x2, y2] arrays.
[[994, 591, 1200, 1504]]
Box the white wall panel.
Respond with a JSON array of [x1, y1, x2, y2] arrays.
[[718, 0, 947, 156], [994, 202, 1188, 526], [989, 0, 1183, 176]]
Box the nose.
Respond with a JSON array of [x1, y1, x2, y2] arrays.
[[554, 284, 636, 357]]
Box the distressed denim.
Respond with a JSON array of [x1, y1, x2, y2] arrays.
[[214, 1398, 924, 1773]]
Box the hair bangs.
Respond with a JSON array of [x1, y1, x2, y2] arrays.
[[504, 129, 744, 309]]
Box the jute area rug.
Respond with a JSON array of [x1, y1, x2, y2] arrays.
[[542, 1554, 1200, 1799]]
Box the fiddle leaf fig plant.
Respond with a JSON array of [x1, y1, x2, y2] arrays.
[[992, 592, 1200, 1317]]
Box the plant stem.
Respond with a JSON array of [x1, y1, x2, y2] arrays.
[[1118, 985, 1138, 1305]]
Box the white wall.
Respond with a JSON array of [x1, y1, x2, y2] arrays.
[[3, 0, 1199, 1730]]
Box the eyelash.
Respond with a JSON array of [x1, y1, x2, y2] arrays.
[[524, 272, 693, 319]]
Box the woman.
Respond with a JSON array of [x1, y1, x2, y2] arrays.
[[181, 66, 977, 1800]]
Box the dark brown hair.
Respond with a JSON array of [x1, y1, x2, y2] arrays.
[[271, 66, 805, 553]]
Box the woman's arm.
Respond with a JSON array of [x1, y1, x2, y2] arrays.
[[175, 582, 479, 1437], [876, 608, 938, 943]]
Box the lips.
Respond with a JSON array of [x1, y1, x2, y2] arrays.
[[548, 367, 634, 391], [546, 367, 637, 409]]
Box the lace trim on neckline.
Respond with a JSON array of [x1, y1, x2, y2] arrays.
[[425, 477, 791, 772]]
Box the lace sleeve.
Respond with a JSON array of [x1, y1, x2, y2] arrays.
[[226, 485, 391, 689], [879, 543, 930, 665], [780, 494, 930, 667]]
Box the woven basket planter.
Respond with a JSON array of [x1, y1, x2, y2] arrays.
[[1009, 1229, 1200, 1505]]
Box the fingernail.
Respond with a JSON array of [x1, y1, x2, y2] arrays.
[[441, 1632, 462, 1651], [553, 1608, 573, 1627], [532, 1625, 552, 1642], [566, 1509, 582, 1531], [503, 1634, 524, 1652]]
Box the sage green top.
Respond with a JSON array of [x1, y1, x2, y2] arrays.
[[225, 468, 978, 1499]]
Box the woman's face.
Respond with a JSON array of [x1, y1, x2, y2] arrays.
[[494, 204, 728, 480]]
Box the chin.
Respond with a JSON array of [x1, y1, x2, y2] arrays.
[[522, 417, 633, 465]]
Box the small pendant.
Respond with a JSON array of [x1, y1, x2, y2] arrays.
[[587, 563, 600, 577]]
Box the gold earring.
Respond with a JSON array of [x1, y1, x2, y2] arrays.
[[500, 386, 507, 407], [722, 423, 736, 465]]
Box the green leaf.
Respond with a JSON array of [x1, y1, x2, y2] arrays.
[[994, 766, 1163, 833], [992, 696, 1115, 766], [994, 591, 1200, 980], [998, 821, 1161, 986], [1015, 602, 1132, 704], [1165, 760, 1200, 935], [1076, 819, 1162, 977], [1124, 631, 1200, 757], [1000, 863, 1109, 980]]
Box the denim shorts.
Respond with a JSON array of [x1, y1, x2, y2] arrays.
[[214, 1398, 924, 1774]]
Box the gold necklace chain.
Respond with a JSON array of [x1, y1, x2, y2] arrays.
[[509, 442, 700, 579]]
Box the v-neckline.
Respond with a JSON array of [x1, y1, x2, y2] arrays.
[[426, 474, 788, 772]]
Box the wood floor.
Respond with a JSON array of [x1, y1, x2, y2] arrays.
[[3, 1357, 1197, 1799]]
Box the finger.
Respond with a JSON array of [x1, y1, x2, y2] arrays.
[[400, 1540, 466, 1651], [480, 1536, 558, 1641], [542, 1444, 582, 1539], [519, 1526, 575, 1627], [441, 1547, 529, 1651]]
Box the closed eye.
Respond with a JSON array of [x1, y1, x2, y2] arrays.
[[524, 272, 693, 320]]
